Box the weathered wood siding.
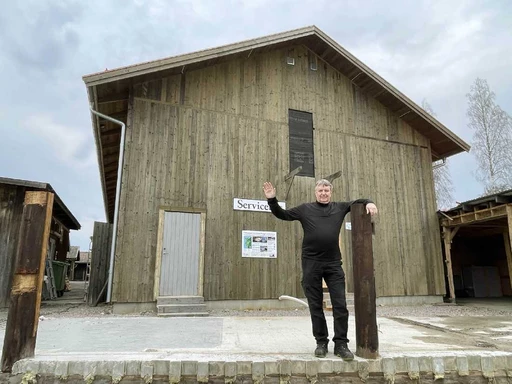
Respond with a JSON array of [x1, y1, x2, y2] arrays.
[[88, 221, 113, 305], [0, 185, 25, 308], [112, 44, 444, 302]]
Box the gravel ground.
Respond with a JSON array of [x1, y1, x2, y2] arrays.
[[1, 302, 510, 324], [209, 304, 512, 318]]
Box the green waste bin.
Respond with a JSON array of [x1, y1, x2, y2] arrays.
[[52, 260, 69, 297]]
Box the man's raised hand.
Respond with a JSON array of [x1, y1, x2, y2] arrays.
[[263, 182, 276, 199], [366, 203, 378, 216]]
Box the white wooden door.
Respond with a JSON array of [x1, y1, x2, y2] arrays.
[[159, 212, 201, 296]]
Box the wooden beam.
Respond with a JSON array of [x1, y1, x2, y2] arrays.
[[496, 196, 510, 204], [506, 206, 512, 293], [1, 191, 54, 373], [450, 226, 460, 242], [284, 166, 302, 200], [461, 204, 473, 212], [284, 166, 302, 181], [443, 204, 508, 227], [108, 110, 128, 120], [351, 203, 379, 359], [97, 92, 129, 105], [324, 170, 342, 183], [442, 226, 456, 303]]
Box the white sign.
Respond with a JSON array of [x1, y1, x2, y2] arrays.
[[242, 230, 277, 258], [233, 198, 286, 212], [345, 222, 352, 231]]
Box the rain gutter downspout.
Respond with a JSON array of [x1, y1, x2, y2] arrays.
[[90, 106, 126, 303]]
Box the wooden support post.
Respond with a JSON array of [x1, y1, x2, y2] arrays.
[[351, 203, 379, 359], [1, 191, 54, 373], [505, 206, 512, 292], [442, 226, 456, 303]]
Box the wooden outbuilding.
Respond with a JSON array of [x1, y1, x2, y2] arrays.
[[83, 26, 470, 313], [0, 177, 81, 308], [439, 190, 512, 301]]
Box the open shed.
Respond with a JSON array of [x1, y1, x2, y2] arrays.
[[439, 190, 512, 301]]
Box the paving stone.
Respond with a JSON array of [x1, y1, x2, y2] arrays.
[[111, 361, 125, 384], [224, 362, 237, 378], [290, 360, 306, 375], [252, 362, 265, 382], [208, 361, 224, 377], [317, 360, 333, 374], [432, 357, 445, 380], [182, 361, 198, 376], [236, 361, 252, 376], [419, 356, 432, 373], [168, 361, 182, 384], [481, 356, 495, 379], [456, 356, 469, 376], [443, 356, 457, 372], [467, 355, 482, 372], [153, 360, 169, 377], [264, 361, 279, 376], [125, 361, 142, 376], [358, 360, 370, 382], [197, 362, 209, 383], [140, 362, 153, 383]]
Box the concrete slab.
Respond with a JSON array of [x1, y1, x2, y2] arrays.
[[2, 313, 512, 382]]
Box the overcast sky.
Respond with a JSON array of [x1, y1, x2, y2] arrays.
[[1, 0, 510, 250]]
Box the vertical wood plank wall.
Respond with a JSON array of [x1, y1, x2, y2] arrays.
[[89, 221, 113, 305], [0, 185, 25, 308], [112, 45, 444, 302]]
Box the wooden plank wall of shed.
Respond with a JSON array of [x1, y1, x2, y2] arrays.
[[112, 44, 444, 302], [0, 185, 25, 308], [88, 221, 113, 305]]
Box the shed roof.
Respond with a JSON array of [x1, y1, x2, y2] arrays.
[[67, 245, 80, 260], [445, 189, 512, 216], [83, 25, 470, 222], [0, 177, 81, 230], [439, 189, 512, 236]]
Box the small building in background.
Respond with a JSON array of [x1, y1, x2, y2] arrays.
[[73, 251, 91, 281], [0, 177, 81, 308], [66, 246, 80, 280]]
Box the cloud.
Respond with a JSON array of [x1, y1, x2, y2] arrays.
[[23, 114, 96, 168], [70, 214, 103, 250], [0, 1, 83, 75]]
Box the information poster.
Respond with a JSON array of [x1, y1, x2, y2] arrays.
[[242, 230, 277, 258]]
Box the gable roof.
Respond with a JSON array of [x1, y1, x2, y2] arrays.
[[0, 177, 81, 230], [83, 25, 470, 221]]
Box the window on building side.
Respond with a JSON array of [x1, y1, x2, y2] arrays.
[[289, 109, 315, 177]]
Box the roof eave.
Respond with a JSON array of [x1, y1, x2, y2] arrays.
[[87, 86, 111, 223], [82, 26, 317, 87]]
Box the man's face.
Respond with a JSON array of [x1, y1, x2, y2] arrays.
[[315, 184, 332, 204]]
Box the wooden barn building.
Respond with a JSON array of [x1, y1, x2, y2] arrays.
[[83, 26, 470, 314], [0, 177, 81, 308]]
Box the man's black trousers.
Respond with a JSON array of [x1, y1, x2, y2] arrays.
[[301, 259, 349, 345]]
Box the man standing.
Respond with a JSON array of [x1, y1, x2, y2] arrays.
[[263, 179, 378, 360]]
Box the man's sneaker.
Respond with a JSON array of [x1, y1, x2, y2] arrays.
[[334, 343, 354, 361], [314, 343, 328, 358]]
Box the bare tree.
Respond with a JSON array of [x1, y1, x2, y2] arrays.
[[422, 100, 454, 210], [467, 78, 512, 194]]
